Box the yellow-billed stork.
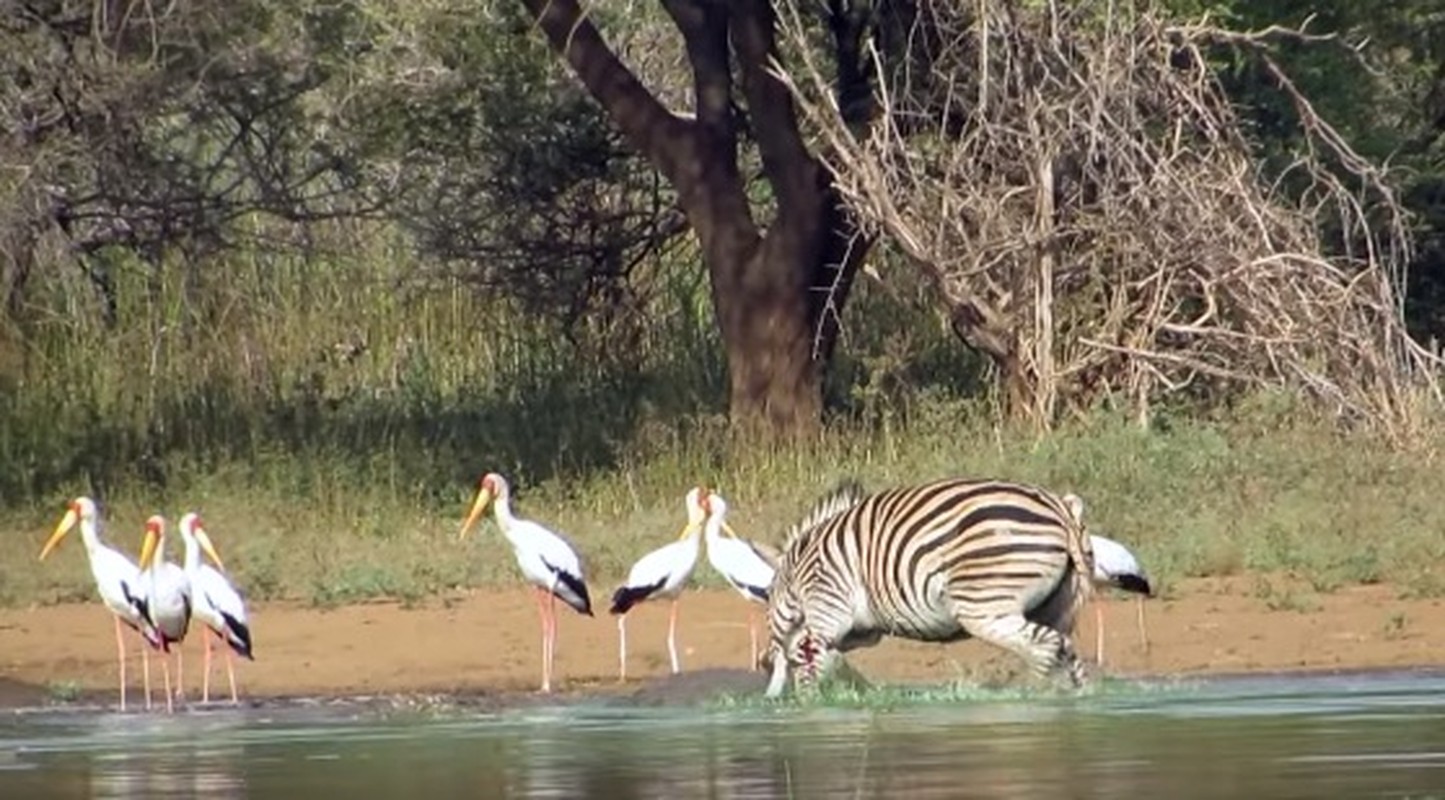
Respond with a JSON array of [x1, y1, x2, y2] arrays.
[[177, 512, 254, 704], [1089, 532, 1153, 666], [459, 472, 593, 693], [37, 496, 163, 711], [608, 486, 707, 681], [136, 515, 193, 713], [698, 489, 778, 670]]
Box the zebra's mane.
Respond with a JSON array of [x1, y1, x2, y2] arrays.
[[782, 477, 868, 554]]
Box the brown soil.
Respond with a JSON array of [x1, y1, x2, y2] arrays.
[[1, 575, 1441, 710]]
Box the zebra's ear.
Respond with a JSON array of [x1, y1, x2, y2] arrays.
[[1062, 492, 1085, 523]]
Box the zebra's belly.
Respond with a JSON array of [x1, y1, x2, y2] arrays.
[[1019, 568, 1067, 614], [871, 599, 968, 643]]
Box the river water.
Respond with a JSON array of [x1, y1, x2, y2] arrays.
[[3, 669, 1443, 798]]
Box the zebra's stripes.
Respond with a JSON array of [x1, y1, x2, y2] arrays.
[[763, 476, 1097, 697]]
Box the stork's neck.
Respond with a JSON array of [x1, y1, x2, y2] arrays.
[[148, 533, 167, 575], [703, 514, 724, 546], [181, 529, 201, 575], [493, 493, 516, 527], [78, 516, 105, 555], [681, 522, 704, 553]]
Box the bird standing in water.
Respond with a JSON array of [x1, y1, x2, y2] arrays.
[[38, 496, 163, 711], [137, 515, 193, 713], [177, 513, 254, 704]]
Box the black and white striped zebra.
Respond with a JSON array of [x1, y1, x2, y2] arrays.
[[762, 476, 1097, 697]]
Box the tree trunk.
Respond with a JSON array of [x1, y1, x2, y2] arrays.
[[518, 0, 867, 436], [707, 233, 825, 436]]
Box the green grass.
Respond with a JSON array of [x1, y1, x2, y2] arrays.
[[45, 679, 83, 703], [705, 669, 1197, 712], [2, 222, 1443, 609], [8, 395, 1445, 610]]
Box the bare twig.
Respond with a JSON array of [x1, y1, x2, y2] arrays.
[[771, 0, 1441, 443]]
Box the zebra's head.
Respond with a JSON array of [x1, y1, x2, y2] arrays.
[[762, 558, 811, 697]]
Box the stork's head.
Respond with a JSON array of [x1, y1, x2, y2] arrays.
[[138, 515, 166, 570], [181, 512, 226, 571], [39, 496, 99, 561], [459, 472, 508, 542], [672, 485, 709, 541], [684, 486, 707, 523], [698, 488, 728, 518], [698, 488, 744, 541], [73, 497, 99, 522]]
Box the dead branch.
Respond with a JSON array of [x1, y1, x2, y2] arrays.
[[771, 0, 1442, 443]]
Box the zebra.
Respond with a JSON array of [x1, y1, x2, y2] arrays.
[[762, 476, 1097, 697]]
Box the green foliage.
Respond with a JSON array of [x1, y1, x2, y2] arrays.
[[5, 233, 1444, 608], [335, 0, 681, 327], [4, 0, 1445, 611]]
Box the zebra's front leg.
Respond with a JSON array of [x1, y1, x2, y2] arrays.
[[959, 613, 1089, 689]]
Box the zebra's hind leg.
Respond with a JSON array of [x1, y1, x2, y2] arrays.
[[959, 613, 1088, 689]]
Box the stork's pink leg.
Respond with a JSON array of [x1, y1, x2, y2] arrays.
[[617, 615, 628, 683], [1095, 602, 1106, 667], [113, 616, 128, 712], [202, 628, 214, 703], [1136, 596, 1150, 653], [224, 638, 239, 704], [176, 641, 185, 705], [161, 650, 174, 714], [667, 598, 681, 674], [533, 587, 550, 693], [142, 640, 153, 711], [748, 605, 760, 671], [546, 591, 558, 692]]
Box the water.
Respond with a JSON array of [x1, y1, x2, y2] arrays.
[[4, 669, 1445, 799]]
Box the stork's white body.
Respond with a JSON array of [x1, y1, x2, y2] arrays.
[[138, 516, 192, 713], [609, 489, 706, 680], [1087, 533, 1152, 667], [179, 513, 253, 704], [38, 497, 163, 711], [700, 491, 778, 670], [460, 473, 594, 694]]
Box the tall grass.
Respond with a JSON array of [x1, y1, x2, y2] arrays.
[[3, 221, 1443, 608]]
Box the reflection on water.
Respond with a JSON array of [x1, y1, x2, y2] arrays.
[[3, 670, 1445, 799]]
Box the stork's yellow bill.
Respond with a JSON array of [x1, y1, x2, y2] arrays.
[[137, 518, 163, 569], [459, 483, 496, 542], [38, 503, 80, 561], [189, 518, 227, 571]]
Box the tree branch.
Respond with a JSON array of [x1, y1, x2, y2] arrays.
[[731, 0, 827, 220], [518, 0, 695, 183], [660, 0, 734, 134]]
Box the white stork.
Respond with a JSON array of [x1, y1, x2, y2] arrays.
[[136, 515, 193, 713], [459, 472, 593, 693], [698, 489, 778, 671], [177, 512, 254, 704], [37, 496, 163, 711], [608, 486, 707, 681], [1089, 533, 1153, 667]]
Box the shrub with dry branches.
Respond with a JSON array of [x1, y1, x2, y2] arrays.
[[773, 0, 1442, 442]]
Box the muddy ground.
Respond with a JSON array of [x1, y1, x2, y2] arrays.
[[1, 575, 1441, 711]]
